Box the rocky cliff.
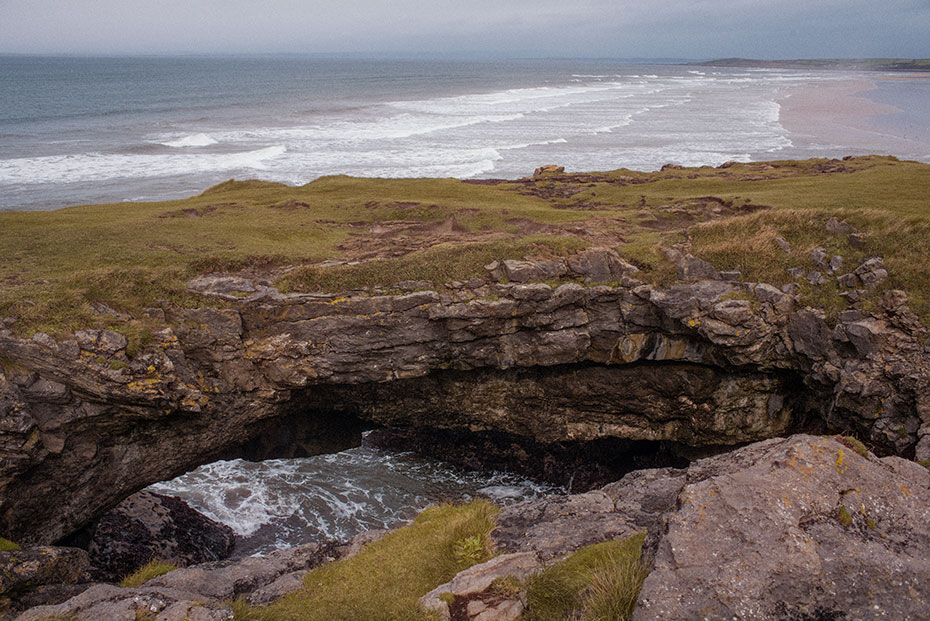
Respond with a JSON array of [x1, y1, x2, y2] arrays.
[[1, 246, 928, 546]]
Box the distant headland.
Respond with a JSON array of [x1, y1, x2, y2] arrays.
[[694, 57, 930, 72]]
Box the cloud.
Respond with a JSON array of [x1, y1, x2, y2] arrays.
[[0, 0, 926, 57]]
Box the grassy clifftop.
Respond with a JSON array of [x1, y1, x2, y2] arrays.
[[1, 155, 929, 339]]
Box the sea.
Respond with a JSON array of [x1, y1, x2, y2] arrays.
[[2, 55, 929, 212], [4, 55, 929, 554]]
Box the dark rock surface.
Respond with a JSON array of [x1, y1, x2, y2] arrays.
[[1, 248, 928, 546], [85, 491, 235, 582], [0, 546, 93, 619]]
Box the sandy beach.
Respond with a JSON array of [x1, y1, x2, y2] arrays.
[[778, 77, 930, 158]]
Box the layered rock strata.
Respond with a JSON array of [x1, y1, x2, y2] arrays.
[[1, 248, 928, 544]]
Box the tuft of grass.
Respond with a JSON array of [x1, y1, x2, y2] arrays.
[[837, 435, 870, 458], [0, 537, 20, 551], [836, 506, 853, 528], [524, 532, 647, 621], [232, 500, 498, 621], [119, 559, 178, 588]]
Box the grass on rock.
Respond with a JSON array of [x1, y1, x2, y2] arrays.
[[524, 532, 648, 621], [0, 537, 20, 552], [119, 559, 179, 588], [2, 156, 930, 344], [232, 500, 498, 621]]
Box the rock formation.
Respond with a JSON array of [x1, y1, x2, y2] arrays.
[[12, 435, 930, 620], [1, 247, 928, 547]]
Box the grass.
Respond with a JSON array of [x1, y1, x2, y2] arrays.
[[2, 156, 930, 342], [232, 500, 498, 621], [524, 532, 648, 621], [119, 559, 179, 588], [0, 537, 20, 551]]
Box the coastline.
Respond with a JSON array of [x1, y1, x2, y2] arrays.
[[777, 77, 930, 158]]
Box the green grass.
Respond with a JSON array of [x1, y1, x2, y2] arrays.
[[119, 559, 178, 587], [524, 532, 648, 621], [277, 236, 589, 293], [0, 537, 20, 551], [232, 500, 498, 621], [3, 156, 930, 340]]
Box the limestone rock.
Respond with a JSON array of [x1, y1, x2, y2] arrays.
[[500, 259, 564, 283], [87, 491, 235, 582], [634, 435, 930, 620], [774, 235, 791, 254], [419, 553, 540, 620], [532, 165, 564, 176], [825, 216, 855, 235], [566, 247, 638, 283], [16, 583, 234, 621], [0, 546, 92, 615], [147, 541, 340, 601], [855, 256, 888, 288], [810, 246, 828, 269]]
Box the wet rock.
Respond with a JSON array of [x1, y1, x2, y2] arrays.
[[87, 491, 235, 582], [634, 435, 930, 620]]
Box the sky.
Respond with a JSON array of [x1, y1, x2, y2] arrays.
[[0, 0, 928, 58]]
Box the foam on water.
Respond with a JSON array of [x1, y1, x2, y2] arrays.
[[2, 59, 927, 210], [161, 133, 219, 148], [149, 444, 560, 557]]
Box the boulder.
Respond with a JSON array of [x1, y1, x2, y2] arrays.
[[0, 546, 92, 615], [419, 553, 541, 621], [566, 247, 638, 283], [855, 256, 889, 288], [87, 491, 235, 582], [634, 435, 930, 620], [532, 165, 564, 176]]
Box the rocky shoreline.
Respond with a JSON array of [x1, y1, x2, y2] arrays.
[[5, 434, 929, 620], [2, 159, 930, 618]]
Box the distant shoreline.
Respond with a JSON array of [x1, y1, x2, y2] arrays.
[[778, 77, 930, 158], [696, 58, 930, 72]]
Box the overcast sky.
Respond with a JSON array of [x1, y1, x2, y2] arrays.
[[1, 0, 927, 58]]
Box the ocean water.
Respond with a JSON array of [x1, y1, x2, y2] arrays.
[[149, 441, 560, 557], [3, 55, 929, 211]]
